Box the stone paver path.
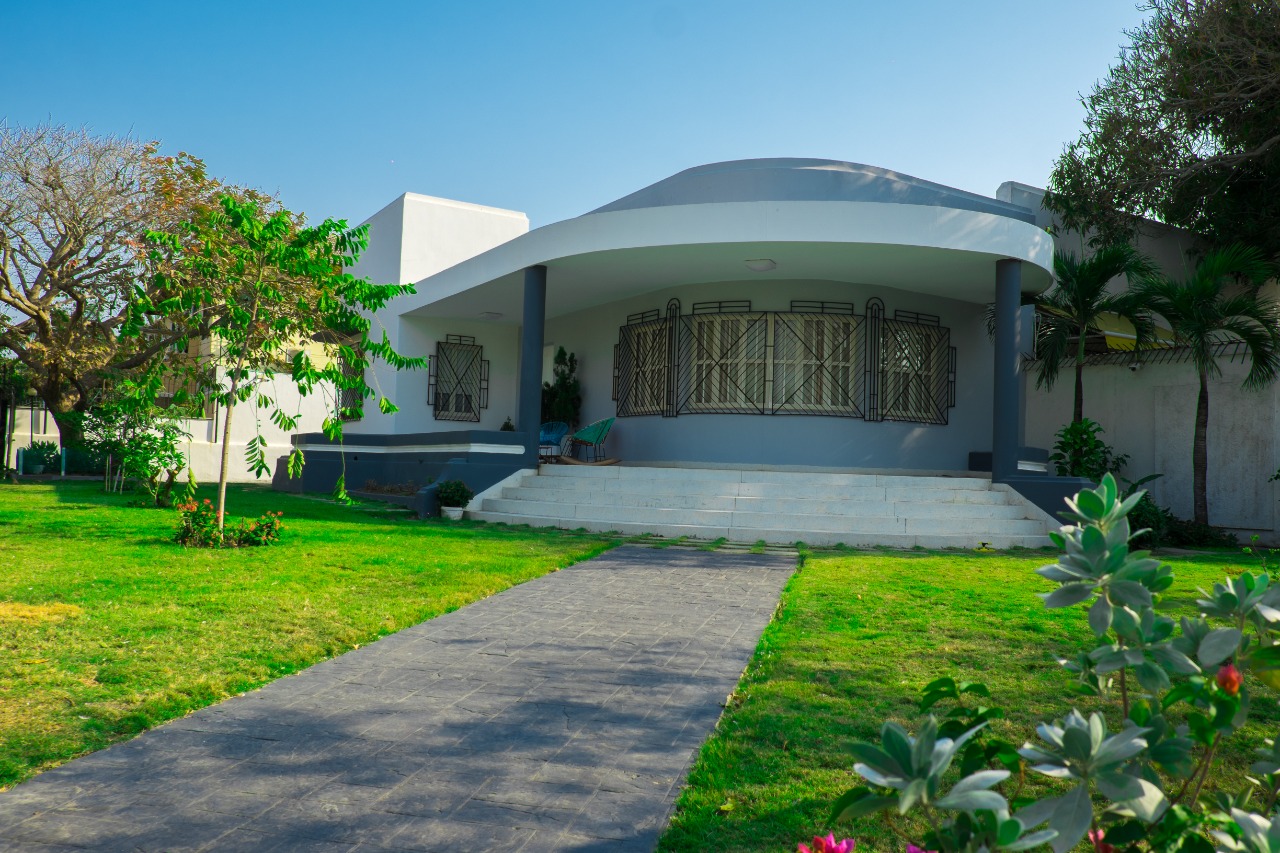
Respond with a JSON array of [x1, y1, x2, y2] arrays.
[[0, 546, 793, 852]]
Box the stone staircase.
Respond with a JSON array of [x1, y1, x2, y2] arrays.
[[467, 465, 1055, 549]]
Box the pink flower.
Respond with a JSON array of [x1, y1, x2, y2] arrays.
[[907, 846, 938, 853], [798, 835, 855, 853], [1088, 829, 1115, 853], [1217, 663, 1243, 696]]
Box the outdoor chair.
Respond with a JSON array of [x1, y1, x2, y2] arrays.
[[565, 417, 615, 463], [538, 421, 570, 463]]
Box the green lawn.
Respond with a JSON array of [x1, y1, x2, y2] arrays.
[[0, 481, 614, 789], [657, 547, 1274, 852]]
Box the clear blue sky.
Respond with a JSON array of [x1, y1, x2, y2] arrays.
[[7, 1, 1145, 229]]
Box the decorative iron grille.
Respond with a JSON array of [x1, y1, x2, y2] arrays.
[[612, 300, 956, 425], [427, 336, 488, 422]]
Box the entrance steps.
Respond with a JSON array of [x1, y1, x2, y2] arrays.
[[467, 465, 1055, 549]]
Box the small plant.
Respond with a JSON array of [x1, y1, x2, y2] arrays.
[[24, 440, 60, 471], [541, 347, 582, 428], [499, 417, 516, 431], [230, 511, 284, 547], [175, 499, 222, 547], [175, 499, 284, 548], [436, 479, 474, 508], [1244, 534, 1280, 581], [1049, 418, 1128, 481]]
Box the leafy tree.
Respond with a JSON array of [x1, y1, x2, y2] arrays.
[[0, 123, 270, 446], [1032, 245, 1156, 423], [78, 398, 187, 505], [1135, 244, 1280, 525], [1047, 1, 1280, 256], [541, 346, 582, 427], [129, 195, 424, 531]]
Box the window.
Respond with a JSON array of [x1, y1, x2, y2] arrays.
[[878, 320, 950, 424], [612, 305, 954, 424], [683, 313, 767, 413], [429, 337, 488, 422], [615, 319, 669, 416], [772, 313, 863, 416]]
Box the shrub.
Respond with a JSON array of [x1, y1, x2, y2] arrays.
[[24, 440, 60, 469], [175, 499, 222, 547], [826, 474, 1280, 853], [436, 479, 474, 508], [1049, 418, 1128, 481], [175, 499, 284, 548]]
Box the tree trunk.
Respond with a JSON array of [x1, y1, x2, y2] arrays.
[[1073, 361, 1085, 424], [216, 393, 237, 533], [1193, 369, 1210, 526]]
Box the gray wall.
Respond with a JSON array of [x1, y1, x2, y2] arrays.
[[545, 278, 995, 472]]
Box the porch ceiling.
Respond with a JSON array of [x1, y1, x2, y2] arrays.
[[401, 199, 1055, 323]]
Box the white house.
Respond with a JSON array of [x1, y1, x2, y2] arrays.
[[285, 158, 1105, 548]]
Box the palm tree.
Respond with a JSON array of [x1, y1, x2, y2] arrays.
[[1136, 245, 1280, 525], [1032, 244, 1157, 424]]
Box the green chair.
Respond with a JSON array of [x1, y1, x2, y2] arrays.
[[567, 417, 615, 462]]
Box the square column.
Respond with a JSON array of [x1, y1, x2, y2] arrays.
[[993, 259, 1022, 482], [518, 265, 547, 466]]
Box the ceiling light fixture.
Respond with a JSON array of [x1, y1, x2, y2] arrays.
[[744, 258, 776, 272]]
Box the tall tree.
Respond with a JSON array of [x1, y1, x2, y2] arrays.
[[1047, 0, 1280, 256], [0, 123, 265, 446], [130, 195, 424, 532], [1032, 245, 1157, 424], [1135, 244, 1280, 525]]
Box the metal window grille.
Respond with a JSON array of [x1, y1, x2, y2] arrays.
[[427, 337, 488, 422], [772, 312, 865, 416], [677, 312, 769, 414], [878, 319, 952, 425], [612, 299, 955, 425], [615, 318, 670, 416]]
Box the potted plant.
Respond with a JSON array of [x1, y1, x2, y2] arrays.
[[436, 479, 474, 520], [24, 440, 59, 475]]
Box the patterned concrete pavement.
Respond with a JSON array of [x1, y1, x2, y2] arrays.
[[0, 546, 794, 852]]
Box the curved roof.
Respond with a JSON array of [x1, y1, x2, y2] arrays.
[[589, 158, 1037, 224]]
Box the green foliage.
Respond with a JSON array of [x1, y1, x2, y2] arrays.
[[829, 474, 1280, 853], [174, 498, 284, 548], [1049, 418, 1128, 482], [541, 346, 582, 428], [1045, 1, 1280, 256], [500, 416, 515, 431], [23, 440, 60, 468], [125, 194, 426, 529], [435, 479, 474, 508], [77, 401, 188, 506]]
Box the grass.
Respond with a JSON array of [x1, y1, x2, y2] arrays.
[[657, 546, 1276, 852], [0, 481, 613, 789]]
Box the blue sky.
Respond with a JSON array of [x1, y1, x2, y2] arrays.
[[7, 1, 1145, 228]]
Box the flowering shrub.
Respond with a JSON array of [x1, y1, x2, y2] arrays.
[[825, 474, 1280, 853], [175, 499, 284, 548], [799, 834, 856, 853], [175, 499, 222, 547], [230, 511, 284, 547]]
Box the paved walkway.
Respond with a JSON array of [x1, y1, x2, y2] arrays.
[[0, 547, 794, 852]]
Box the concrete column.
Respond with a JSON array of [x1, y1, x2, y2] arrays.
[[518, 265, 547, 464], [993, 259, 1022, 482]]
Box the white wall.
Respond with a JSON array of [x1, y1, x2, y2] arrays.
[[1027, 361, 1278, 538], [347, 193, 528, 437]]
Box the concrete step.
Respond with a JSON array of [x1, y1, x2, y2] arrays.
[[499, 488, 1031, 519], [520, 476, 1012, 504], [537, 465, 991, 490], [466, 510, 1049, 550]]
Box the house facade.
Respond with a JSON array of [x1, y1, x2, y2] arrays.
[[289, 158, 1092, 520]]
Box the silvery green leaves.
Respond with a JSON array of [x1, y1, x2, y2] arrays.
[[1197, 572, 1280, 632], [834, 717, 1056, 853], [1038, 475, 1172, 637], [1017, 710, 1167, 853], [1172, 617, 1244, 669], [1213, 810, 1280, 853], [848, 718, 1002, 814]]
